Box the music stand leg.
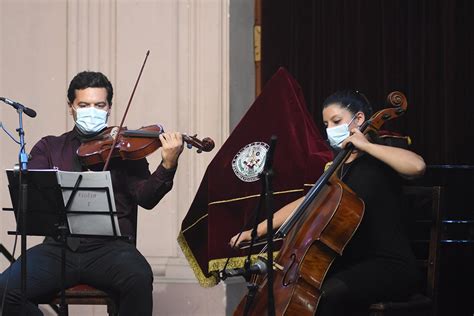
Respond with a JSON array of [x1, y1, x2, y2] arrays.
[[58, 225, 68, 316], [19, 180, 28, 314], [57, 173, 82, 316], [243, 283, 258, 316]]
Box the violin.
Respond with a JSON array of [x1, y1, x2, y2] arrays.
[[74, 50, 214, 170], [77, 124, 215, 166]]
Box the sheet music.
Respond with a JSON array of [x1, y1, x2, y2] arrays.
[[56, 170, 121, 236]]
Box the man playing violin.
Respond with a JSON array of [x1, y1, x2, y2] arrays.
[[0, 71, 184, 315], [230, 90, 426, 316]]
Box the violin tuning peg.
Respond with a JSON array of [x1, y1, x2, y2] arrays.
[[197, 149, 202, 154]]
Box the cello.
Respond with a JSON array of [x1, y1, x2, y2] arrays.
[[234, 91, 408, 315]]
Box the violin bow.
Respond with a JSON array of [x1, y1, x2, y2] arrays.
[[103, 50, 150, 171]]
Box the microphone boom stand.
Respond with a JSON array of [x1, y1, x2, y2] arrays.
[[16, 107, 29, 313], [262, 136, 276, 316], [242, 136, 277, 316]]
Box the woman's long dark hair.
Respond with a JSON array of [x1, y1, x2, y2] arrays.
[[322, 90, 373, 118]]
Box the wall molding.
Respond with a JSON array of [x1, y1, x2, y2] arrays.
[[66, 0, 117, 127], [0, 0, 230, 295]]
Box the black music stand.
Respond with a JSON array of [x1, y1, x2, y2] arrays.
[[5, 169, 122, 315]]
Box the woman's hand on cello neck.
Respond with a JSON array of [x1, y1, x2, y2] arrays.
[[341, 128, 426, 178]]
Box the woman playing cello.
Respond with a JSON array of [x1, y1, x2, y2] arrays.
[[230, 90, 426, 315]]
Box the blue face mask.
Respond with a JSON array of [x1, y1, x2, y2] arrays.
[[326, 115, 356, 149], [74, 107, 108, 135]]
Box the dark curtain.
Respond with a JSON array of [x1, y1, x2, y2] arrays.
[[262, 0, 474, 165]]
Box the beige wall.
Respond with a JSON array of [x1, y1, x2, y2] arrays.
[[0, 0, 229, 315]]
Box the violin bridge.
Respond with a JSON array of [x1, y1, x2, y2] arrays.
[[110, 127, 119, 140]]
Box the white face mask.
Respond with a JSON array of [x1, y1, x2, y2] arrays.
[[74, 107, 108, 135], [326, 115, 356, 149]]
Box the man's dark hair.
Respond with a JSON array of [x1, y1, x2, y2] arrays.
[[67, 71, 113, 105]]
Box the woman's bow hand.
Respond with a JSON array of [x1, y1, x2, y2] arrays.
[[229, 230, 252, 248]]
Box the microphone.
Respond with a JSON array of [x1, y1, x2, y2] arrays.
[[263, 135, 277, 172], [221, 259, 267, 279], [0, 97, 37, 118]]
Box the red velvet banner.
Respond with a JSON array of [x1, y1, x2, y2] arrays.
[[178, 68, 333, 286]]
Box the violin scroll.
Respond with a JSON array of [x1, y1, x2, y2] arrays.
[[183, 134, 215, 153]]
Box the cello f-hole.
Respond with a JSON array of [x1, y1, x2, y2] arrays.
[[282, 253, 297, 286]]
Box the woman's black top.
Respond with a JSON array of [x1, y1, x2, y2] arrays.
[[328, 153, 418, 302]]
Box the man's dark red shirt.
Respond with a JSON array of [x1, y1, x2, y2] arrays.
[[28, 128, 176, 240]]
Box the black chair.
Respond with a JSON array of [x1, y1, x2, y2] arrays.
[[1, 243, 117, 315], [368, 185, 443, 316], [49, 284, 117, 316]]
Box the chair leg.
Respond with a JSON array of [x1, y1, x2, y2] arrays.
[[61, 304, 69, 316], [107, 301, 118, 316], [48, 304, 61, 315], [47, 304, 68, 316], [52, 304, 69, 316]]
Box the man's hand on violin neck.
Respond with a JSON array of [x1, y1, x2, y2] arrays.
[[160, 132, 184, 169]]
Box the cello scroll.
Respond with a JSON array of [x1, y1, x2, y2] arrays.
[[364, 91, 407, 133]]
